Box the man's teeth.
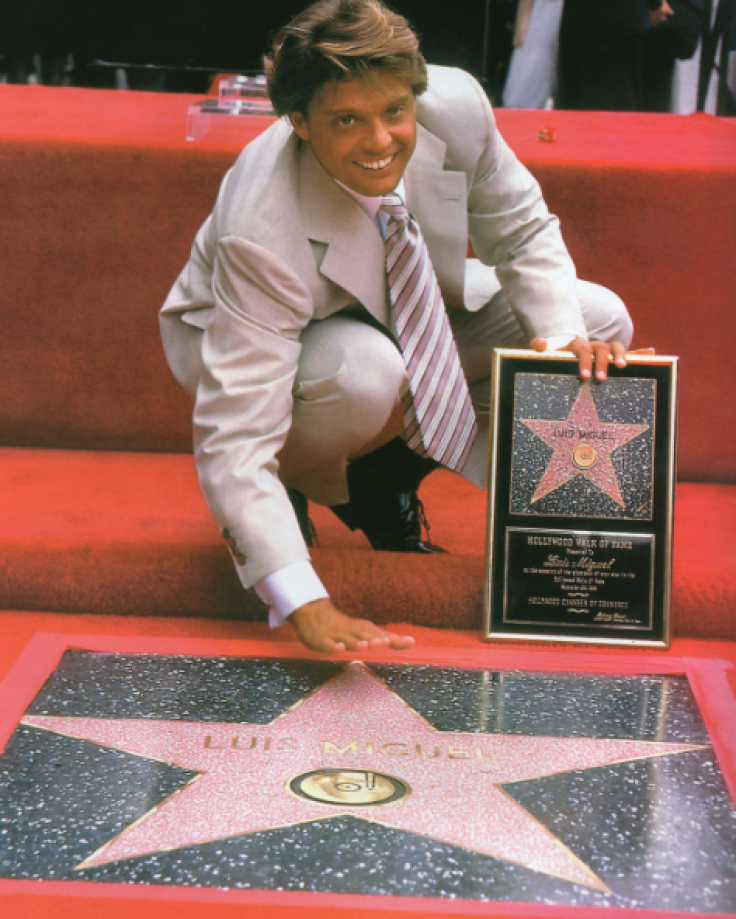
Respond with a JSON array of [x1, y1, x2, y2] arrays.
[[358, 156, 394, 170]]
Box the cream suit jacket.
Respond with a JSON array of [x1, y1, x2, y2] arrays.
[[160, 65, 585, 587]]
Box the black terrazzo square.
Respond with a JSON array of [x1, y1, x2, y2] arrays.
[[0, 652, 734, 912]]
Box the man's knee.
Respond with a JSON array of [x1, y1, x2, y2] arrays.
[[280, 317, 408, 502], [578, 281, 633, 349], [293, 316, 407, 449]]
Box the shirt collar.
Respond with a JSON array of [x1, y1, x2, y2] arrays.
[[335, 178, 406, 221]]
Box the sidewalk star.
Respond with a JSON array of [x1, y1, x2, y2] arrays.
[[520, 383, 650, 507], [23, 662, 703, 889]]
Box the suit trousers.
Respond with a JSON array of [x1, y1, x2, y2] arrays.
[[277, 278, 633, 504]]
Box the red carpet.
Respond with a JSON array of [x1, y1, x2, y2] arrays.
[[1, 446, 734, 639]]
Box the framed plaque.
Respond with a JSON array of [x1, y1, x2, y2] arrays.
[[484, 351, 678, 647]]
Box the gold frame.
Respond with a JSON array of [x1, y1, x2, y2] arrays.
[[484, 350, 678, 647]]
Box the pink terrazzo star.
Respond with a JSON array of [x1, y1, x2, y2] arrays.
[[23, 663, 703, 890], [520, 383, 650, 507]]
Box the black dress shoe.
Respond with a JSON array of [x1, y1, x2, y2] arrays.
[[360, 491, 447, 554], [286, 487, 316, 547], [330, 438, 447, 554]]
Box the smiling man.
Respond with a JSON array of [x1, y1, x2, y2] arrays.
[[160, 0, 635, 653]]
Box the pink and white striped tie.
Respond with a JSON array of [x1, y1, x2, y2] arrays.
[[381, 193, 477, 472]]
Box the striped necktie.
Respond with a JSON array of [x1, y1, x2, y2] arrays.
[[381, 193, 478, 472]]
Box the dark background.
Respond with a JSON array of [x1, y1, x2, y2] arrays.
[[0, 0, 519, 97]]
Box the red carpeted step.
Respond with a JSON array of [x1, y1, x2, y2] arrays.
[[0, 447, 734, 639]]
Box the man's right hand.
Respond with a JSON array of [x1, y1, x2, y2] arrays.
[[290, 598, 415, 654]]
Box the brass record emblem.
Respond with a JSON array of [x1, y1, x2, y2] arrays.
[[290, 769, 409, 807], [572, 442, 597, 470]]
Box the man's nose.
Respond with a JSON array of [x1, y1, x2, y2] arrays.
[[364, 119, 391, 151]]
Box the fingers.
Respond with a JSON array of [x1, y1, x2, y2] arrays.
[[610, 340, 628, 370], [536, 338, 656, 380], [566, 337, 598, 379], [383, 632, 417, 651], [585, 341, 623, 380], [329, 622, 416, 652], [321, 629, 415, 654], [566, 337, 644, 381], [290, 600, 415, 654], [588, 342, 657, 378]]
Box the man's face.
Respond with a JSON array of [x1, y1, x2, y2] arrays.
[[290, 70, 417, 198]]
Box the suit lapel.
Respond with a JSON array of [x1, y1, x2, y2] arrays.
[[405, 125, 468, 308], [298, 144, 389, 325]]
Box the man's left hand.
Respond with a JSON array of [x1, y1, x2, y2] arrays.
[[531, 337, 656, 380]]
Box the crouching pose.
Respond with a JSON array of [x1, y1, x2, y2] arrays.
[[160, 0, 635, 652]]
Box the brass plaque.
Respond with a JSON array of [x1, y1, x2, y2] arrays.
[[485, 351, 678, 646], [290, 769, 410, 807]]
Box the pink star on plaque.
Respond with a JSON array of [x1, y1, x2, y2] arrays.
[[22, 663, 704, 890], [520, 383, 650, 507]]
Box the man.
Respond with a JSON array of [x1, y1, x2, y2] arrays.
[[160, 0, 635, 654]]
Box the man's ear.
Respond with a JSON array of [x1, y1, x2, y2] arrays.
[[290, 112, 310, 142]]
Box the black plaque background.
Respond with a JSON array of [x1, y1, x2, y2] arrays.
[[504, 528, 655, 631], [486, 353, 677, 645]]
